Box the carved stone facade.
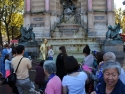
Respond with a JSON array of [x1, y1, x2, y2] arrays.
[[24, 0, 115, 39]]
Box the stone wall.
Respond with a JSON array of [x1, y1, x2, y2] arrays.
[[24, 0, 115, 39]]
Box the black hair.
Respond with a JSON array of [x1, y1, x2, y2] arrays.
[[64, 56, 79, 74], [59, 46, 68, 59], [39, 60, 45, 67], [4, 54, 9, 63], [95, 52, 105, 65], [83, 45, 90, 55], [16, 45, 25, 54], [12, 47, 17, 55]]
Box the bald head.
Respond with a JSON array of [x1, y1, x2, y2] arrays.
[[103, 52, 116, 61]]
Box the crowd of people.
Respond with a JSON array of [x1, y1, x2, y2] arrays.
[[0, 44, 125, 94]]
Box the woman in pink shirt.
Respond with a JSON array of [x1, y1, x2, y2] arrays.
[[43, 60, 62, 94]]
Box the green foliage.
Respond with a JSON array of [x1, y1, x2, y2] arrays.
[[115, 8, 125, 34], [0, 0, 24, 42]]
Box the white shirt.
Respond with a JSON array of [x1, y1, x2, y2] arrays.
[[62, 72, 87, 94], [119, 68, 125, 84], [48, 49, 54, 57]]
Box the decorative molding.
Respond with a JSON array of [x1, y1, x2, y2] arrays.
[[94, 16, 105, 20], [31, 23, 44, 27], [33, 18, 43, 21]]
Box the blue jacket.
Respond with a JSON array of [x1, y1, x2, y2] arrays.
[[96, 79, 125, 94]]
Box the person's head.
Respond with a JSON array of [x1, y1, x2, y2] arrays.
[[95, 52, 105, 65], [64, 56, 79, 74], [83, 45, 90, 56], [59, 46, 67, 57], [4, 44, 9, 48], [48, 45, 52, 50], [102, 60, 121, 87], [103, 52, 116, 62], [12, 47, 17, 55], [16, 45, 25, 55], [44, 39, 48, 44], [4, 54, 9, 60], [43, 60, 56, 75], [39, 60, 45, 67]]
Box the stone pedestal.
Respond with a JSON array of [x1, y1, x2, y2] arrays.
[[19, 42, 39, 59], [103, 42, 125, 59]]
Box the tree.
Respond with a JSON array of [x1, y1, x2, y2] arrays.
[[115, 8, 125, 34], [0, 0, 24, 43], [10, 13, 23, 39]]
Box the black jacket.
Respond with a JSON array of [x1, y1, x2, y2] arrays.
[[96, 79, 125, 94]]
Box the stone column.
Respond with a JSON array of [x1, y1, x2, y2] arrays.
[[24, 0, 31, 28], [107, 0, 115, 26], [45, 0, 50, 11], [87, 0, 94, 37], [26, 0, 31, 12], [107, 0, 112, 11], [88, 0, 92, 11], [44, 12, 51, 37]]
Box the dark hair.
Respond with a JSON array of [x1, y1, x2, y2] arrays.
[[59, 46, 67, 58], [39, 60, 45, 67], [83, 45, 90, 55], [12, 47, 17, 55], [4, 54, 9, 63], [64, 56, 79, 74], [4, 44, 9, 48], [16, 45, 25, 54], [95, 52, 105, 65]]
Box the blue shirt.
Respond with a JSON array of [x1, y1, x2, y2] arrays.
[[5, 59, 11, 70]]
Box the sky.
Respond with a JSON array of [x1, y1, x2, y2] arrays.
[[114, 0, 125, 9]]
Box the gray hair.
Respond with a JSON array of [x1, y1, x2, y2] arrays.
[[103, 52, 116, 61], [102, 60, 121, 75], [43, 60, 56, 74]]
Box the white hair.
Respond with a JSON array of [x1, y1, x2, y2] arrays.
[[102, 60, 121, 75], [43, 60, 56, 74]]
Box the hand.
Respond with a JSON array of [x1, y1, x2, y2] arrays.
[[91, 91, 97, 94], [84, 70, 91, 74], [99, 61, 104, 66]]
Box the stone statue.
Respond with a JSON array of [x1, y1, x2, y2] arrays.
[[19, 25, 36, 42], [40, 39, 49, 60], [60, 0, 76, 14], [105, 23, 123, 43]]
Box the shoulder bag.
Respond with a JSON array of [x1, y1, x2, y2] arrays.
[[7, 57, 23, 86]]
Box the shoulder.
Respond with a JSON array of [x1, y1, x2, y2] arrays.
[[80, 72, 87, 76], [22, 57, 31, 62], [49, 76, 61, 84]]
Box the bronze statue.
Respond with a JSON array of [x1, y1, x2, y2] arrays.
[[40, 39, 49, 60], [19, 25, 36, 42], [105, 23, 123, 43]]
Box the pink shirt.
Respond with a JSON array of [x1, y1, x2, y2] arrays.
[[45, 75, 62, 94]]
